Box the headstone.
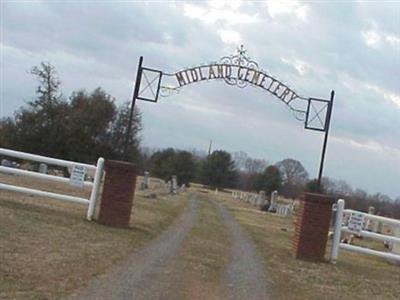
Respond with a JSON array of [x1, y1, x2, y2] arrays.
[[139, 182, 146, 190], [365, 206, 375, 231], [181, 184, 186, 192], [1, 159, 12, 167], [38, 163, 48, 174], [368, 206, 375, 214], [215, 188, 218, 195], [143, 171, 150, 189], [257, 190, 266, 206], [269, 190, 278, 212], [171, 175, 178, 194]]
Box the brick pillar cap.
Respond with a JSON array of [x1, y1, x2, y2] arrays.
[[105, 160, 136, 172], [302, 192, 335, 205]]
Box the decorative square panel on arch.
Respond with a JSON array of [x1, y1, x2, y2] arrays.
[[137, 67, 163, 103], [305, 97, 331, 132]]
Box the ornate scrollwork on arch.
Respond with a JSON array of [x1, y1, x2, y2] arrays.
[[220, 45, 259, 88], [136, 46, 331, 129]]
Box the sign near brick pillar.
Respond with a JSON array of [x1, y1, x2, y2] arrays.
[[98, 160, 137, 228], [293, 193, 335, 261]]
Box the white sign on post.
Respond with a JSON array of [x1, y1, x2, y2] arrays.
[[348, 212, 364, 234], [69, 165, 86, 188]]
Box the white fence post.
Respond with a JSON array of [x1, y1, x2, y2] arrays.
[[331, 198, 345, 263], [86, 157, 104, 221]]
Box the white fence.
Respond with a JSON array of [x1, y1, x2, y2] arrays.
[[0, 148, 104, 220], [331, 199, 400, 263]]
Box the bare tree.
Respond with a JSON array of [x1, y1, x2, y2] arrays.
[[275, 158, 309, 199], [275, 158, 309, 186], [30, 62, 62, 109], [232, 151, 248, 171], [244, 157, 268, 174]]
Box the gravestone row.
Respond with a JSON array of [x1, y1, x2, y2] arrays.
[[231, 189, 294, 216]]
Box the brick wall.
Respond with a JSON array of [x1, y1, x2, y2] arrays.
[[98, 160, 137, 228], [293, 193, 335, 261]]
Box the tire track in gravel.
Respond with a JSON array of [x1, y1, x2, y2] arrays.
[[67, 195, 198, 300], [213, 200, 270, 300]]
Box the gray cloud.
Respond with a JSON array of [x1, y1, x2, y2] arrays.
[[1, 0, 399, 197]]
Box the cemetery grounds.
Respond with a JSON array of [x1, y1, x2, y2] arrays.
[[0, 174, 399, 300]]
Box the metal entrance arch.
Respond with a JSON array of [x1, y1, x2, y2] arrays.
[[125, 46, 334, 185]]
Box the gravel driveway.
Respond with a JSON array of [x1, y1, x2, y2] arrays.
[[68, 195, 270, 300], [67, 195, 198, 300], [214, 201, 270, 300]]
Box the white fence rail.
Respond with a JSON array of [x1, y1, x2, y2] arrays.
[[331, 199, 400, 263], [0, 148, 104, 220]]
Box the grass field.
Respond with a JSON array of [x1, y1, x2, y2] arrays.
[[2, 176, 399, 300], [215, 190, 400, 300], [0, 174, 188, 300]]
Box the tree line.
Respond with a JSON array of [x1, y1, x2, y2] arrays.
[[142, 147, 400, 218], [0, 62, 142, 165]]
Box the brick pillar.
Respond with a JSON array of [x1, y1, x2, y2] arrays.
[[98, 160, 137, 228], [293, 193, 335, 261]]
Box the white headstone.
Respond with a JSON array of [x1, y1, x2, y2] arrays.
[[1, 159, 12, 167], [257, 190, 266, 206], [171, 175, 178, 194], [365, 206, 375, 231], [143, 171, 150, 189], [39, 163, 48, 174], [268, 190, 278, 212], [252, 195, 257, 205]]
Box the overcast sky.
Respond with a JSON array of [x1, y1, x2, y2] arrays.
[[1, 0, 399, 198]]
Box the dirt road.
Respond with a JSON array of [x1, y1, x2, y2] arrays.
[[68, 195, 270, 300]]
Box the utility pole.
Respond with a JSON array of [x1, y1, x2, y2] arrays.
[[208, 140, 213, 156]]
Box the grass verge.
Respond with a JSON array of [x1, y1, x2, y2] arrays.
[[0, 174, 187, 300], [171, 194, 231, 300]]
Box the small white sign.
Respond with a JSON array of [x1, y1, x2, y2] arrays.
[[69, 165, 86, 188], [348, 212, 364, 234]]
